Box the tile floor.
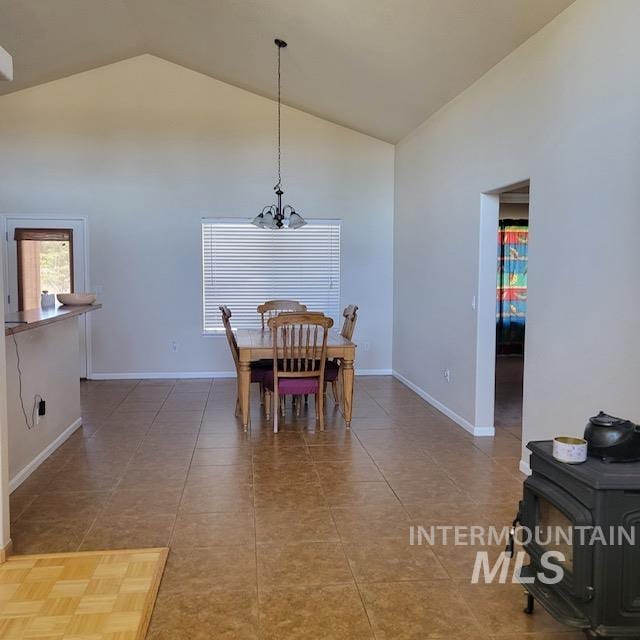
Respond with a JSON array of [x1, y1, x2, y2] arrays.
[[495, 355, 524, 434], [9, 376, 582, 639]]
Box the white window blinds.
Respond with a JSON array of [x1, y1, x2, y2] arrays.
[[202, 219, 341, 333]]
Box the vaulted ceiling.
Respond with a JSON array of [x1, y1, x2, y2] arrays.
[[0, 0, 574, 142]]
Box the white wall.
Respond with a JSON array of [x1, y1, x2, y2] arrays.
[[0, 43, 11, 554], [394, 0, 640, 463], [499, 203, 528, 220], [0, 55, 394, 376], [0, 243, 9, 551]]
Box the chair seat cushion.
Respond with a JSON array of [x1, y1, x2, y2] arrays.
[[250, 367, 267, 384], [253, 359, 273, 369], [250, 360, 273, 383], [324, 360, 340, 382], [263, 370, 320, 395]]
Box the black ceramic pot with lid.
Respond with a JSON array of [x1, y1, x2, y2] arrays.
[[584, 411, 640, 462]]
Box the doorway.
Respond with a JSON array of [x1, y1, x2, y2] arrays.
[[494, 187, 529, 438], [475, 181, 530, 446], [4, 217, 89, 378]]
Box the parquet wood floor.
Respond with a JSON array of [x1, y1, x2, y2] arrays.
[[0, 548, 168, 639]]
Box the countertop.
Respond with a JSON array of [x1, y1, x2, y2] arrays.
[[5, 304, 102, 336]]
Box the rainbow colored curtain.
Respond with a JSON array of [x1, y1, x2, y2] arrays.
[[496, 220, 528, 354]]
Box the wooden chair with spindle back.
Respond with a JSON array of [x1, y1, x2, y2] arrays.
[[263, 313, 334, 432], [219, 305, 269, 425], [257, 300, 307, 330], [340, 304, 359, 341], [266, 310, 327, 419], [325, 304, 359, 403]]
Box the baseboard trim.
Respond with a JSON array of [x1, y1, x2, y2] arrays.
[[519, 459, 532, 476], [9, 417, 83, 492], [392, 370, 495, 437], [89, 371, 236, 380], [0, 540, 12, 563], [89, 369, 392, 380], [472, 426, 496, 437]]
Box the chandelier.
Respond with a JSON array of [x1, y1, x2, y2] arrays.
[[251, 39, 306, 230]]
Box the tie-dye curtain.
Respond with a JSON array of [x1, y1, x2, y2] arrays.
[[496, 220, 528, 354]]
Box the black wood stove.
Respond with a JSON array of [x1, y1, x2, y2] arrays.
[[516, 441, 640, 639]]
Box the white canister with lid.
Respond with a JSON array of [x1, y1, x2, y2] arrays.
[[552, 436, 588, 464], [40, 291, 56, 309]]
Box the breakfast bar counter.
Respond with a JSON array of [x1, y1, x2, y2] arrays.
[[5, 304, 102, 491], [5, 303, 101, 335]]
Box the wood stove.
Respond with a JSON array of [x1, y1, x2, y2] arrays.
[[516, 441, 640, 639]]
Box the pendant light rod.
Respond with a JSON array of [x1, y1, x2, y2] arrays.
[[251, 38, 306, 230], [274, 38, 286, 194]]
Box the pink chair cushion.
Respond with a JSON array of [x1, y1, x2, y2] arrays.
[[263, 370, 319, 395]]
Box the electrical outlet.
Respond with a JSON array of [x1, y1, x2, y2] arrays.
[[171, 341, 179, 353], [443, 368, 451, 383], [35, 398, 45, 425], [363, 341, 371, 352]]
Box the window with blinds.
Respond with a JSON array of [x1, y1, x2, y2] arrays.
[[202, 219, 341, 333], [15, 228, 74, 311]]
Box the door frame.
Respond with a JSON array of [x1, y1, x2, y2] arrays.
[[2, 215, 92, 377], [474, 193, 500, 432]]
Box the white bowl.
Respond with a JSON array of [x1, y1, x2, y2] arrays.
[[552, 436, 588, 464], [56, 293, 97, 306]]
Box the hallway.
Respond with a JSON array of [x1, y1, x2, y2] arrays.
[[495, 355, 524, 438]]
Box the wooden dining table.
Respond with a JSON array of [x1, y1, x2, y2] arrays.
[[236, 328, 357, 430]]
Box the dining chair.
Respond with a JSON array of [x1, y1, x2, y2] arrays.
[[219, 305, 270, 425], [263, 312, 334, 432], [325, 304, 359, 403], [258, 301, 308, 418], [257, 300, 307, 330], [266, 310, 327, 419]]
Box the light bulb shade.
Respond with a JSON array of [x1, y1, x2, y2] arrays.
[[251, 212, 265, 228], [263, 211, 275, 229], [288, 211, 306, 229]]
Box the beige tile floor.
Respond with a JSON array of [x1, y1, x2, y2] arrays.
[[8, 376, 583, 639], [495, 356, 524, 437]]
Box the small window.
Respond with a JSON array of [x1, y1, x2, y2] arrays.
[[202, 219, 341, 333], [15, 228, 74, 311]]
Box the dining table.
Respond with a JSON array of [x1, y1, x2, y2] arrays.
[[235, 328, 357, 430]]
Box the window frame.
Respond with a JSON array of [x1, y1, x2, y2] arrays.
[[15, 227, 75, 312]]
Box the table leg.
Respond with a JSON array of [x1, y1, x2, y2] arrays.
[[341, 359, 354, 428], [238, 362, 251, 432]]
